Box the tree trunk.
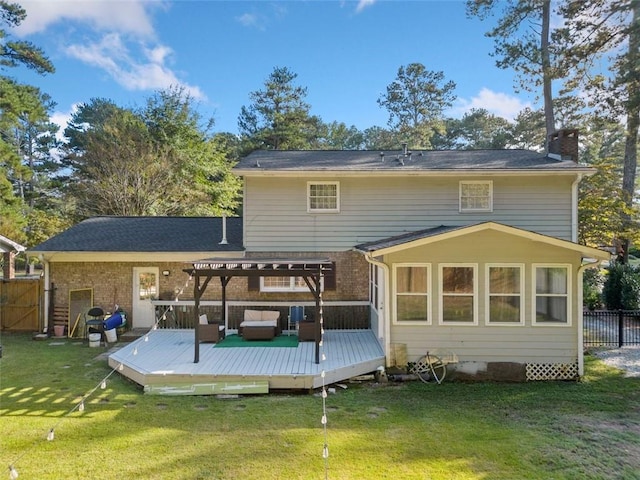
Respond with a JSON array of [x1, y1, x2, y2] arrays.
[[541, 0, 555, 147], [620, 0, 640, 264]]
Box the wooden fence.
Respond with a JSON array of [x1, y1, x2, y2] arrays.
[[0, 278, 42, 332]]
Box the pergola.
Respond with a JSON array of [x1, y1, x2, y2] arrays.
[[183, 258, 333, 364]]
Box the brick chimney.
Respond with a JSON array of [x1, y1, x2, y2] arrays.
[[548, 129, 579, 162], [2, 252, 16, 279]]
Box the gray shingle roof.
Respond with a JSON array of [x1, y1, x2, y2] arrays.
[[354, 225, 463, 253], [29, 217, 243, 253], [234, 149, 588, 173]]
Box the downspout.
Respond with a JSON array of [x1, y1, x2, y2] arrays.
[[571, 174, 583, 243], [577, 257, 601, 377], [362, 251, 391, 367]]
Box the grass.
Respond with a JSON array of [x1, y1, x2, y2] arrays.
[[1, 333, 639, 480]]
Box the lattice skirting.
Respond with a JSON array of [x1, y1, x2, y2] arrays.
[[526, 363, 579, 381]]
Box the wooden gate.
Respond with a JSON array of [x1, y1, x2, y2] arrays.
[[0, 278, 42, 331]]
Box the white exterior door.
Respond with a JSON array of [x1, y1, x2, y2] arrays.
[[132, 267, 159, 329]]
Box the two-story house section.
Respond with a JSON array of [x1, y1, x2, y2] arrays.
[[233, 131, 610, 381]]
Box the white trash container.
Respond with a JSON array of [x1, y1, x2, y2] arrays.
[[104, 328, 117, 343], [89, 333, 101, 347]]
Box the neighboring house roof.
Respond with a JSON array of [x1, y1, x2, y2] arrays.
[[234, 149, 593, 175], [0, 234, 25, 253], [29, 217, 243, 253], [354, 222, 610, 261]]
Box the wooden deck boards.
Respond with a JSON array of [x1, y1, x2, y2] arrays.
[[108, 329, 385, 392]]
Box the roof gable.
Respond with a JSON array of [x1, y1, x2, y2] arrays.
[[355, 222, 610, 260], [29, 217, 243, 253]]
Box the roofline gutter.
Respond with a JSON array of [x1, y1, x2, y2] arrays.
[[233, 168, 596, 178]]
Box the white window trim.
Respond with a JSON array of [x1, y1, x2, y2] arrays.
[[439, 263, 478, 326], [307, 181, 340, 213], [393, 263, 431, 325], [260, 276, 323, 293], [485, 263, 525, 326], [459, 180, 493, 213], [532, 263, 572, 327]]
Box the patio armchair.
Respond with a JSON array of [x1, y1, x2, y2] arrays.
[[198, 314, 225, 343]]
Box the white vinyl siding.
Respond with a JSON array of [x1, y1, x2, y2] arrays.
[[393, 264, 431, 325], [243, 176, 574, 251], [486, 264, 524, 325], [533, 264, 571, 326], [439, 264, 478, 325], [460, 180, 493, 212], [307, 181, 339, 213]]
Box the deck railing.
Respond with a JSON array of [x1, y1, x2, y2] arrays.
[[152, 300, 371, 331], [583, 310, 640, 347]]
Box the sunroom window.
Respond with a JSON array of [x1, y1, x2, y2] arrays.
[[394, 264, 430, 324], [487, 265, 523, 325], [533, 265, 570, 325], [440, 264, 477, 324]]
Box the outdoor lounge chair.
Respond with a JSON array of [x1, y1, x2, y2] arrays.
[[198, 314, 225, 343]]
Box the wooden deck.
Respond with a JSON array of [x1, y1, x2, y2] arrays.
[[108, 329, 385, 393]]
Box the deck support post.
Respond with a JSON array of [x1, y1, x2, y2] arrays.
[[193, 273, 212, 363]]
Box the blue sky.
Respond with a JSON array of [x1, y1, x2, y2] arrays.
[[11, 0, 534, 137]]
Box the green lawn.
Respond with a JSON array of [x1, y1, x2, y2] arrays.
[[1, 333, 639, 479]]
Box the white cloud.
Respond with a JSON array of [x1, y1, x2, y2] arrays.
[[454, 88, 531, 121], [14, 0, 159, 38], [66, 33, 205, 99], [237, 12, 260, 28], [355, 0, 376, 13], [50, 104, 78, 142]]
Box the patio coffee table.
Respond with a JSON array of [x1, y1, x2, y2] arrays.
[[242, 326, 277, 340]]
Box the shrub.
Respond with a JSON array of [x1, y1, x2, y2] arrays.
[[602, 261, 640, 310], [583, 267, 603, 310]]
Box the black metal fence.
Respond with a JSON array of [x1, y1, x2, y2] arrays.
[[583, 310, 640, 347]]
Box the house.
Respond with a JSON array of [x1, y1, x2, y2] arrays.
[[29, 129, 609, 383], [231, 129, 609, 380], [1, 234, 25, 279], [29, 216, 244, 331]]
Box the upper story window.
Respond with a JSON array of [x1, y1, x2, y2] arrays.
[[440, 264, 477, 325], [486, 264, 524, 325], [533, 265, 570, 325], [460, 181, 493, 213], [394, 264, 430, 324], [308, 181, 340, 213]]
